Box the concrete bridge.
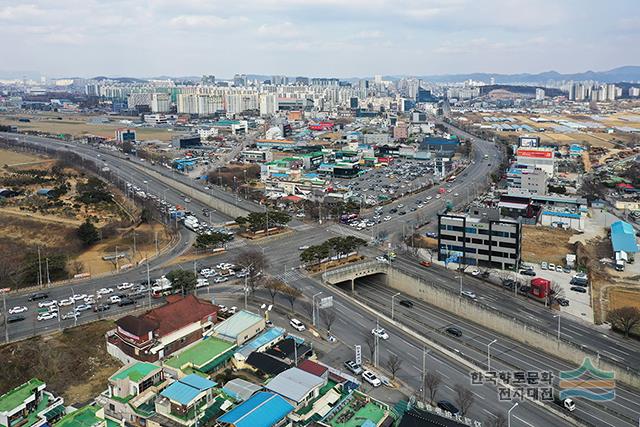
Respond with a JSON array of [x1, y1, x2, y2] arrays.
[[322, 259, 389, 291]]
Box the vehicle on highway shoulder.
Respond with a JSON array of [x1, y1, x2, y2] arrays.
[[28, 292, 49, 301]]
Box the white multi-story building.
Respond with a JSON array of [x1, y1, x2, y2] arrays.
[[151, 93, 171, 113]]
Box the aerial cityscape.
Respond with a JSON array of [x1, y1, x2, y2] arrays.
[[1, 1, 640, 427]]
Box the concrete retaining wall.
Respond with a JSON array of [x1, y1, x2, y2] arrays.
[[387, 267, 640, 389]]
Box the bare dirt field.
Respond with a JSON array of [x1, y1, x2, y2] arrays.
[[0, 148, 48, 166], [0, 113, 174, 142], [521, 226, 576, 265], [0, 320, 121, 405], [609, 288, 640, 311]]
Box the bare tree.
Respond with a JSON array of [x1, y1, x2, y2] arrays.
[[547, 281, 564, 305], [385, 353, 402, 380], [363, 332, 376, 361], [485, 413, 508, 427], [607, 306, 640, 338], [320, 308, 337, 333], [453, 384, 475, 416], [263, 277, 285, 305], [234, 249, 268, 296], [423, 371, 442, 404], [281, 285, 302, 313], [70, 260, 84, 276]]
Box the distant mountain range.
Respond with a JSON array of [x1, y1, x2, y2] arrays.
[[3, 66, 640, 84]]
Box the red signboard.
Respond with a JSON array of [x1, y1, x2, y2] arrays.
[[517, 149, 553, 159]]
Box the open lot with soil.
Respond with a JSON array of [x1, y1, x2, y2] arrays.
[[609, 288, 640, 311], [521, 225, 576, 266], [0, 320, 121, 405]]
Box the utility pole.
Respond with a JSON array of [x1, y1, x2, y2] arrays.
[[45, 258, 51, 288], [115, 246, 119, 271], [133, 232, 137, 257], [2, 289, 8, 343], [147, 260, 151, 308], [422, 346, 427, 402], [37, 246, 42, 287], [155, 231, 159, 256]]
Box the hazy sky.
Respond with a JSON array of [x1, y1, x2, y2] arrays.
[[0, 0, 638, 78]]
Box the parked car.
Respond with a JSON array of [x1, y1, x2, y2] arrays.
[[520, 269, 536, 277], [541, 262, 548, 270], [8, 306, 27, 315], [556, 298, 570, 306], [38, 300, 57, 308], [213, 276, 228, 283], [362, 370, 382, 387], [548, 263, 556, 271], [71, 294, 86, 302], [289, 318, 306, 332], [446, 327, 463, 337], [426, 232, 437, 238], [228, 306, 238, 314], [437, 400, 460, 416], [344, 360, 364, 375], [399, 299, 414, 308], [58, 298, 73, 307], [471, 269, 480, 276], [75, 304, 92, 312], [571, 287, 587, 294], [28, 292, 49, 301], [61, 311, 79, 320], [371, 327, 389, 340]]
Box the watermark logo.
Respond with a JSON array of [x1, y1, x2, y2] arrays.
[[559, 358, 615, 401]]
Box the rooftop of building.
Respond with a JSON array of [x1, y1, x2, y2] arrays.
[[214, 310, 263, 340], [160, 374, 217, 406], [0, 378, 45, 412], [324, 393, 390, 427], [56, 404, 102, 427], [611, 220, 639, 253], [165, 336, 236, 371], [110, 362, 160, 383], [217, 391, 294, 427], [235, 327, 286, 359], [265, 367, 326, 403]]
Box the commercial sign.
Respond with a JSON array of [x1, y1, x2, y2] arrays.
[[355, 345, 362, 365], [516, 149, 553, 159], [519, 136, 540, 147], [319, 296, 334, 309]]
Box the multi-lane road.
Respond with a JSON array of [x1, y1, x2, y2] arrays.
[[1, 126, 638, 425]]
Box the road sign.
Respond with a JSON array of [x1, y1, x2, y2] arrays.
[[318, 296, 333, 309], [355, 345, 362, 365]]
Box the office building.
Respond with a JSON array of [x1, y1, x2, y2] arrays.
[[115, 128, 136, 143], [507, 167, 548, 195], [535, 88, 545, 100], [150, 93, 170, 113], [515, 147, 555, 176], [438, 210, 522, 270]]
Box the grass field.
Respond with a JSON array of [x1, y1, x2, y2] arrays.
[[0, 113, 174, 142], [609, 288, 640, 311], [0, 320, 121, 405], [0, 148, 46, 166]]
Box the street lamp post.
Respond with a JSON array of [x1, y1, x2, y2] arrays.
[[507, 402, 519, 427], [455, 275, 463, 295], [391, 292, 401, 320], [554, 314, 561, 341], [487, 339, 497, 371], [312, 292, 323, 326]]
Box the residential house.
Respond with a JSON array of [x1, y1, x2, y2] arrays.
[[0, 378, 64, 427], [155, 375, 217, 427], [55, 404, 106, 427], [212, 310, 265, 346], [265, 367, 326, 407], [217, 392, 294, 427]]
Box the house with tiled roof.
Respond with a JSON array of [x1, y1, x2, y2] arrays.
[[106, 295, 219, 364], [0, 378, 65, 427]]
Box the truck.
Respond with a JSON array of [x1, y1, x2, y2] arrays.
[[151, 276, 172, 298], [184, 218, 199, 232]]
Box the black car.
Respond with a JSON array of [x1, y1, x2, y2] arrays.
[[28, 292, 49, 301], [7, 315, 26, 323], [389, 208, 398, 214], [399, 211, 407, 216], [520, 270, 536, 277], [399, 299, 414, 308], [446, 327, 463, 337], [571, 287, 587, 294], [437, 400, 460, 416], [556, 298, 570, 307], [118, 298, 135, 307], [94, 304, 111, 312]]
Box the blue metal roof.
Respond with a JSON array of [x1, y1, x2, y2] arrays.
[[217, 391, 293, 427], [611, 220, 638, 253], [542, 211, 581, 219], [160, 374, 216, 405], [236, 327, 285, 359]]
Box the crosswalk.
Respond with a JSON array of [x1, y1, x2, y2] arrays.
[[291, 223, 315, 231], [225, 239, 247, 250], [327, 224, 372, 241], [275, 268, 306, 284]]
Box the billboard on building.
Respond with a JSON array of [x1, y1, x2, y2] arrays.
[[516, 149, 553, 159], [519, 136, 540, 147]]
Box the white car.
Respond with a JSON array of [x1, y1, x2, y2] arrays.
[[97, 287, 114, 295], [299, 245, 310, 251], [541, 262, 548, 270], [371, 327, 389, 340], [435, 195, 441, 199], [109, 295, 121, 304], [37, 311, 58, 321], [383, 216, 392, 221], [117, 283, 133, 290], [471, 269, 480, 276], [289, 318, 306, 332], [376, 256, 389, 263], [8, 306, 27, 315], [58, 298, 73, 307], [213, 276, 228, 283], [426, 196, 433, 200], [38, 300, 57, 308], [75, 304, 92, 312], [84, 296, 96, 304], [61, 311, 79, 320], [228, 306, 238, 314], [71, 294, 86, 302], [548, 263, 556, 271], [296, 212, 306, 218], [217, 305, 228, 313], [362, 370, 382, 387], [461, 290, 477, 300]]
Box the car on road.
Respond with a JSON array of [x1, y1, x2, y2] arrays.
[[118, 297, 135, 307], [371, 327, 389, 340], [471, 269, 480, 276], [419, 260, 432, 267], [375, 256, 389, 263], [38, 300, 57, 308], [61, 311, 79, 320], [344, 360, 364, 375], [8, 306, 27, 315], [28, 292, 49, 301], [71, 294, 86, 302], [97, 287, 114, 295], [75, 304, 91, 312], [289, 318, 306, 332], [461, 290, 477, 300], [84, 296, 96, 304], [425, 232, 437, 238], [37, 311, 58, 321], [266, 320, 274, 328], [93, 304, 111, 312], [109, 295, 121, 304], [296, 212, 306, 218], [399, 299, 414, 308], [213, 276, 228, 283], [571, 287, 587, 293], [361, 370, 382, 387], [117, 283, 133, 290], [217, 305, 228, 313], [437, 400, 460, 416], [58, 299, 73, 307], [299, 245, 310, 251], [446, 327, 463, 337], [7, 315, 26, 323]]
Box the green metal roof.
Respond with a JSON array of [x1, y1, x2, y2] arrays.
[[111, 362, 159, 383], [165, 337, 236, 370], [0, 378, 45, 412], [55, 405, 102, 427]]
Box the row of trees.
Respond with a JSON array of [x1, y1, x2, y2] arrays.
[[235, 211, 291, 233], [299, 236, 367, 265], [607, 306, 640, 338], [195, 232, 234, 250]]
